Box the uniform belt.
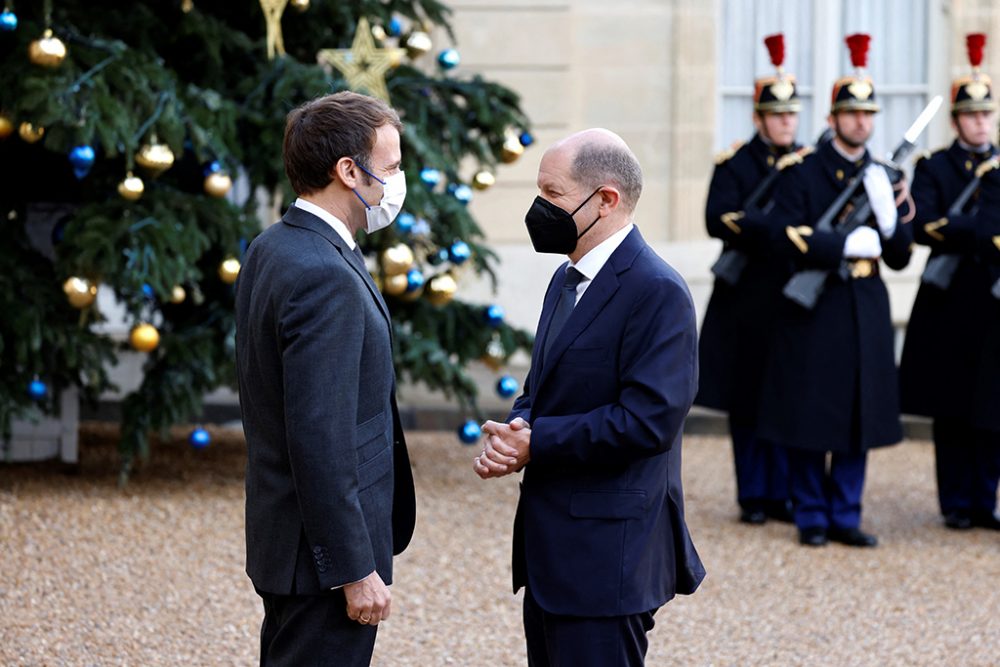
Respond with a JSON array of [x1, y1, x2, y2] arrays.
[[845, 258, 879, 279]]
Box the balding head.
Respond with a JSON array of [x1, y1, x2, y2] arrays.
[[546, 129, 643, 212]]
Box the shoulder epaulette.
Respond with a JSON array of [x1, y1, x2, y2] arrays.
[[912, 149, 932, 165], [975, 156, 999, 178], [714, 140, 745, 165], [777, 145, 813, 171]]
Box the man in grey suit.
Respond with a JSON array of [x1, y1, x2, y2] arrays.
[[235, 91, 416, 667]]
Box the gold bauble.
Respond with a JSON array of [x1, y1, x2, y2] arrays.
[[405, 30, 432, 59], [218, 257, 241, 284], [0, 114, 13, 140], [18, 122, 45, 144], [472, 170, 496, 190], [501, 135, 525, 163], [371, 23, 387, 41], [382, 272, 409, 296], [425, 273, 457, 307], [290, 0, 309, 10], [63, 277, 97, 309], [29, 29, 67, 68], [203, 172, 232, 198], [170, 285, 186, 304], [135, 140, 175, 175], [130, 323, 160, 353], [381, 243, 415, 275], [117, 172, 145, 201], [481, 338, 506, 371]]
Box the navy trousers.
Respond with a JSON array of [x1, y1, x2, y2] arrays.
[[786, 449, 867, 530], [933, 418, 1000, 515], [256, 587, 377, 667], [523, 588, 657, 667], [731, 422, 790, 509]]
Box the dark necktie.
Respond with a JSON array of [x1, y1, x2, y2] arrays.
[[543, 267, 585, 360]]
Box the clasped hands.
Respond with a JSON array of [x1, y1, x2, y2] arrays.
[[472, 417, 531, 479]]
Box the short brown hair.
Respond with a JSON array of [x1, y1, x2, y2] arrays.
[[283, 91, 403, 195]]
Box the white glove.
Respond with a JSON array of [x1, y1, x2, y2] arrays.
[[843, 225, 882, 259], [863, 164, 897, 238]]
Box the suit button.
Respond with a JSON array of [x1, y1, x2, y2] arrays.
[[313, 546, 322, 554]]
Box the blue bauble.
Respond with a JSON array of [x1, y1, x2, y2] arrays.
[[203, 160, 223, 177], [189, 427, 211, 449], [427, 248, 449, 266], [141, 283, 155, 299], [496, 375, 519, 399], [405, 268, 425, 292], [519, 131, 535, 147], [419, 167, 442, 186], [28, 380, 48, 401], [412, 218, 431, 237], [485, 304, 505, 327], [458, 419, 481, 444], [0, 10, 17, 31], [388, 16, 403, 36], [437, 48, 460, 70], [396, 212, 415, 234], [69, 145, 95, 180], [448, 240, 471, 265], [452, 184, 473, 205]]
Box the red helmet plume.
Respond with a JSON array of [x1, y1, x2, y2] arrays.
[[967, 33, 986, 68], [764, 33, 785, 69], [845, 33, 871, 69]]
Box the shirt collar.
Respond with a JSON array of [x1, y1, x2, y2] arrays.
[[293, 198, 356, 249], [570, 223, 634, 281]]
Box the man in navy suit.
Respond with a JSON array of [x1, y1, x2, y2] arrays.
[[474, 129, 704, 666], [236, 91, 415, 666]]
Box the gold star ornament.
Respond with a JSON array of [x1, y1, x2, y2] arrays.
[[317, 18, 405, 102]]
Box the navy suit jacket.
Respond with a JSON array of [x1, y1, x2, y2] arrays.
[[236, 206, 415, 596], [508, 226, 705, 617]]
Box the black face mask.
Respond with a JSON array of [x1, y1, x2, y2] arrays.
[[524, 188, 602, 254]]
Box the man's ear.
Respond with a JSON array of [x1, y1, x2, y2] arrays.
[[598, 186, 621, 214], [333, 156, 358, 189]]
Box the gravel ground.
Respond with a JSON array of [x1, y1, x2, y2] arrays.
[[1, 425, 998, 667]]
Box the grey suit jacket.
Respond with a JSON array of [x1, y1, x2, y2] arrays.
[[236, 205, 415, 595]]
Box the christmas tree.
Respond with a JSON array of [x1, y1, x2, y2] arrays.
[[0, 0, 534, 478]]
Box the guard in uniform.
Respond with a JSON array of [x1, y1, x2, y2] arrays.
[[902, 33, 1000, 531], [757, 34, 913, 547], [697, 34, 802, 525]]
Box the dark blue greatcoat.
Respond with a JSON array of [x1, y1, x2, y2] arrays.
[[899, 142, 1000, 431], [696, 134, 798, 426], [756, 140, 913, 453]]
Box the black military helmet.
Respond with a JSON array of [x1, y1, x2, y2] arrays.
[[754, 33, 801, 113], [831, 33, 880, 113], [952, 33, 996, 114]]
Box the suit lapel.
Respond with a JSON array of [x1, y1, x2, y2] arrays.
[[282, 206, 392, 327], [532, 227, 645, 393], [535, 269, 619, 392]]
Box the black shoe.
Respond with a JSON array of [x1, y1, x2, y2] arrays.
[[765, 500, 794, 524], [798, 527, 827, 546], [969, 511, 1000, 531], [943, 511, 973, 530], [740, 508, 767, 525], [828, 527, 878, 547]]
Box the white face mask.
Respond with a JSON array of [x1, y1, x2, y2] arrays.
[[353, 165, 407, 234]]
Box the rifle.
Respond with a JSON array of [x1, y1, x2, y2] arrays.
[[783, 96, 943, 310], [711, 129, 834, 286], [920, 170, 985, 290]]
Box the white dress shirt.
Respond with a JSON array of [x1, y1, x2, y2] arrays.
[[294, 198, 356, 249], [567, 223, 634, 304]]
